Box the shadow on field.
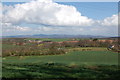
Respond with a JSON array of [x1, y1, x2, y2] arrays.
[[2, 63, 120, 80]]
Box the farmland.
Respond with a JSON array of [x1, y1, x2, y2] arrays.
[[2, 50, 119, 79], [2, 38, 120, 79], [3, 51, 118, 65], [25, 38, 70, 42]]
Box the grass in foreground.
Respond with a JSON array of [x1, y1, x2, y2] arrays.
[[2, 63, 120, 79], [2, 51, 119, 79]]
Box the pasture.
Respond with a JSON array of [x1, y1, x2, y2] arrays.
[[3, 51, 118, 65], [25, 38, 70, 42], [25, 38, 91, 42], [2, 51, 119, 79]]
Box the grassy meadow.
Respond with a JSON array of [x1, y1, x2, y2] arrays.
[[25, 38, 70, 42], [3, 50, 118, 65], [2, 50, 119, 79]]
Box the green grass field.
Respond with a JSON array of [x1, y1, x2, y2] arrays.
[[25, 38, 70, 42], [2, 51, 119, 79], [3, 51, 118, 65], [2, 63, 119, 79]]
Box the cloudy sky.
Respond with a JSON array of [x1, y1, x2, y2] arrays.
[[1, 0, 118, 36]]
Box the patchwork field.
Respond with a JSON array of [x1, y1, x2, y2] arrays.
[[2, 38, 120, 79]]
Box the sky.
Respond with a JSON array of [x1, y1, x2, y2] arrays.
[[1, 0, 118, 37], [1, 0, 120, 2]]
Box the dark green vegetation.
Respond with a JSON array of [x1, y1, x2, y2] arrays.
[[2, 63, 119, 79]]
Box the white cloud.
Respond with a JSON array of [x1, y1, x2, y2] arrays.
[[0, 3, 2, 22], [101, 14, 118, 27], [2, 0, 118, 36], [2, 23, 31, 32], [3, 0, 118, 28], [36, 26, 55, 32], [15, 26, 31, 31], [2, 5, 14, 13], [3, 0, 94, 27]]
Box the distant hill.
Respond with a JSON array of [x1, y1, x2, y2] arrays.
[[2, 34, 109, 38]]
